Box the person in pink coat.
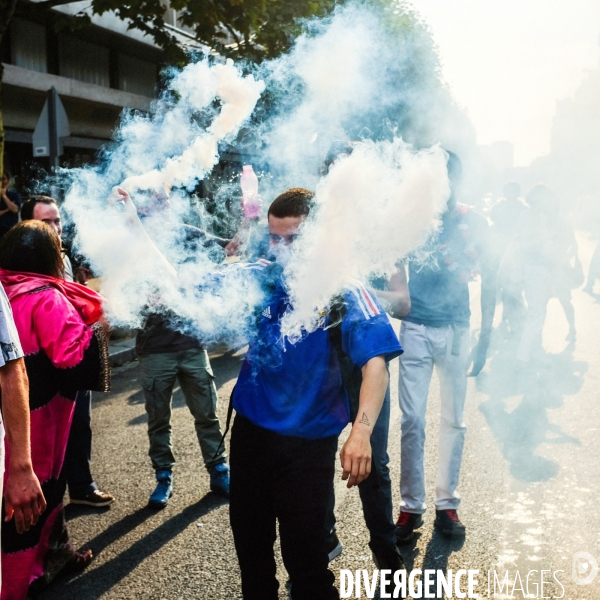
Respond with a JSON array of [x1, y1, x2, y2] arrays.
[[0, 221, 110, 600]]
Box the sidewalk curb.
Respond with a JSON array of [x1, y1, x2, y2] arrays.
[[109, 338, 137, 367]]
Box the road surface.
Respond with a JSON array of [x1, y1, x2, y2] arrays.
[[40, 233, 600, 599]]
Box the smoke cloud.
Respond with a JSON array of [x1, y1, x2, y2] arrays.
[[281, 139, 450, 340], [121, 60, 264, 192], [60, 1, 459, 347], [254, 1, 462, 195]]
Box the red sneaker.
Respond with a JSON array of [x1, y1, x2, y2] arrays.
[[435, 509, 466, 537], [395, 511, 424, 543]]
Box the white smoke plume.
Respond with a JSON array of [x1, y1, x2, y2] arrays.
[[62, 58, 265, 341], [121, 59, 264, 192], [280, 139, 450, 341], [59, 1, 461, 347], [254, 1, 464, 196], [255, 9, 383, 192]]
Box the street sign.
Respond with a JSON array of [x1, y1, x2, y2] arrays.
[[32, 87, 70, 168]]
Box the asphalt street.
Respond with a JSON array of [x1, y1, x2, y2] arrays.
[[39, 232, 600, 600]]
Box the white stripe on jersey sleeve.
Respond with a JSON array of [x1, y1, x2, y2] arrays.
[[347, 280, 380, 319]]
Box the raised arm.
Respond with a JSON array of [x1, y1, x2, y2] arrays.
[[339, 355, 388, 488], [1, 358, 47, 533], [108, 187, 178, 280]]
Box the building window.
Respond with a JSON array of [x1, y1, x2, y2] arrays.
[[118, 54, 157, 97], [10, 18, 47, 73], [58, 35, 110, 87]]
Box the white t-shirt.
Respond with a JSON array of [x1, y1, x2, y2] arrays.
[[63, 254, 74, 283], [0, 282, 25, 427], [0, 283, 23, 369]]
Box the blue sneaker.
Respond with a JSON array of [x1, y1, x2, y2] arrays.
[[148, 470, 173, 509], [209, 463, 230, 497]]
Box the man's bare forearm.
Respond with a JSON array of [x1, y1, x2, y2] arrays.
[[480, 271, 496, 337], [377, 265, 411, 319], [340, 355, 389, 487], [1, 357, 47, 532], [354, 355, 388, 434], [109, 187, 178, 281], [469, 266, 496, 376], [376, 289, 411, 319], [1, 358, 32, 470]]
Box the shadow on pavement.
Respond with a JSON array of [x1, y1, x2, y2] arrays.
[[396, 531, 422, 572], [127, 412, 148, 426], [127, 389, 145, 405], [477, 334, 586, 482], [93, 362, 139, 406], [64, 502, 114, 522], [396, 530, 464, 599], [41, 494, 227, 599], [420, 530, 465, 599]]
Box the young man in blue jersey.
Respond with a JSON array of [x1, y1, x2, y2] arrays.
[[107, 185, 402, 599], [229, 188, 403, 600]]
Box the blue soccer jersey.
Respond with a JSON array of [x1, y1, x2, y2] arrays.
[[233, 267, 403, 439]]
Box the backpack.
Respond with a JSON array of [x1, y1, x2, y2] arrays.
[[328, 296, 362, 423]]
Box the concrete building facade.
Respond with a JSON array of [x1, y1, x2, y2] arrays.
[[0, 2, 178, 184]]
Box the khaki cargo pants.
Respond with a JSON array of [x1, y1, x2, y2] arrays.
[[139, 348, 226, 472]]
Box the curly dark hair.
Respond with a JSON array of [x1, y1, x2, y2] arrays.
[[0, 220, 64, 278], [268, 188, 314, 219]]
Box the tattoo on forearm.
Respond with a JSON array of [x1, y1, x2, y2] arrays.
[[359, 412, 370, 426]]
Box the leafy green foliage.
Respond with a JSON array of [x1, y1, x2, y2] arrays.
[[88, 0, 339, 64]]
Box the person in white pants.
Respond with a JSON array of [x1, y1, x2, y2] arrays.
[[396, 152, 496, 541], [399, 321, 470, 515]]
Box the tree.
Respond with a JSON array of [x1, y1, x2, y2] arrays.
[[100, 0, 339, 63], [0, 0, 339, 178]]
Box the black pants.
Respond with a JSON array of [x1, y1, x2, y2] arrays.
[[62, 391, 97, 498], [229, 415, 339, 600], [326, 386, 395, 556]]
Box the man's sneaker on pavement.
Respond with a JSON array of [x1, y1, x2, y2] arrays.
[[148, 469, 173, 509], [372, 546, 407, 599], [326, 531, 343, 562], [372, 545, 406, 571], [395, 511, 424, 543], [70, 490, 115, 508], [209, 463, 230, 497], [435, 509, 466, 538]]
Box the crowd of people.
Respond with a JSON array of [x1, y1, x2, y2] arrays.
[[0, 149, 586, 599]]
